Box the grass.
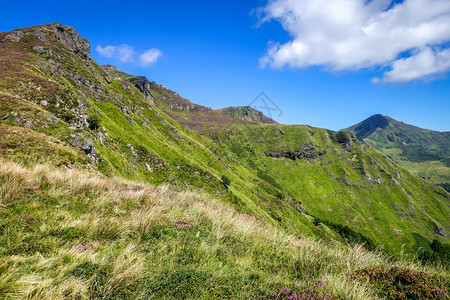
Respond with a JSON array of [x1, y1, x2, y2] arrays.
[[211, 123, 450, 255], [345, 114, 450, 187], [0, 157, 448, 299]]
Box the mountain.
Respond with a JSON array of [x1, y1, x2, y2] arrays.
[[0, 23, 449, 298], [216, 106, 278, 124], [345, 114, 450, 189]]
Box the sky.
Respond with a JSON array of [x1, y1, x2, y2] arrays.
[[1, 0, 449, 131]]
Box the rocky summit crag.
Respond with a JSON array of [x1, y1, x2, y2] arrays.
[[0, 23, 449, 299]]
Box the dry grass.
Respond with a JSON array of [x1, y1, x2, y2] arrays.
[[0, 158, 447, 299]]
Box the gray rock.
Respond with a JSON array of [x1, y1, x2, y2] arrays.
[[127, 144, 138, 157], [128, 77, 154, 103], [390, 177, 402, 187], [4, 31, 24, 42], [363, 172, 372, 181], [24, 120, 35, 129], [69, 133, 95, 155], [120, 106, 130, 115], [128, 117, 135, 125], [32, 45, 46, 55], [30, 23, 90, 60], [434, 227, 445, 237], [102, 64, 116, 71]]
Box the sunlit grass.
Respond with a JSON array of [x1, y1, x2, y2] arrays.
[[0, 158, 448, 299]]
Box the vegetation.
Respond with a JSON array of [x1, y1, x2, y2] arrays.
[[349, 267, 449, 299], [221, 174, 231, 189], [345, 114, 450, 186], [438, 183, 450, 193], [209, 123, 449, 255], [0, 158, 448, 299], [420, 239, 450, 267], [0, 23, 449, 298], [87, 114, 101, 130]]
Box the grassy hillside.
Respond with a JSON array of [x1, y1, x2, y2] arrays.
[[207, 123, 450, 255], [0, 23, 335, 250], [147, 79, 449, 256], [1, 158, 449, 299], [345, 114, 450, 188], [0, 21, 449, 291]]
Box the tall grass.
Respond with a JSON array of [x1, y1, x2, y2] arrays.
[[0, 158, 447, 299]]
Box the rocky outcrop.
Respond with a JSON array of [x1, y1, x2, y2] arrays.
[[102, 65, 117, 71], [69, 133, 95, 156], [265, 142, 326, 161], [128, 77, 154, 103], [25, 23, 91, 60], [45, 23, 90, 60]]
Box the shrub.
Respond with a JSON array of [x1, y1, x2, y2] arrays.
[[61, 112, 75, 122], [349, 267, 449, 299], [87, 114, 101, 130], [419, 239, 450, 267], [221, 175, 231, 189], [313, 217, 323, 226], [437, 183, 450, 193], [322, 220, 376, 251]]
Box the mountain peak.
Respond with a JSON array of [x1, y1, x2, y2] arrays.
[[348, 114, 391, 139], [2, 22, 90, 60], [215, 106, 278, 124]]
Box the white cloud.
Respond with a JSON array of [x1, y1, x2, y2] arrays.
[[96, 44, 163, 67], [373, 47, 450, 83], [96, 45, 116, 58], [116, 44, 136, 63], [259, 0, 450, 83], [139, 48, 163, 67]]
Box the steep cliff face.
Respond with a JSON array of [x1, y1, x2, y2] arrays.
[[5, 22, 90, 60], [128, 77, 154, 103]]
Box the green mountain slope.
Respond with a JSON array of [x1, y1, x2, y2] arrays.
[[0, 23, 449, 260], [0, 23, 334, 247], [208, 124, 450, 254], [345, 114, 450, 189], [148, 81, 450, 255]]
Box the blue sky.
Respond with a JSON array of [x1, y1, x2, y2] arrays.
[[1, 0, 449, 131]]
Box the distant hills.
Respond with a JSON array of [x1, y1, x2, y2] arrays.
[[345, 114, 450, 190]]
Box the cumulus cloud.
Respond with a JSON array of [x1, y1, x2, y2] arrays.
[[373, 47, 450, 83], [139, 48, 163, 67], [259, 0, 450, 83], [96, 44, 163, 67]]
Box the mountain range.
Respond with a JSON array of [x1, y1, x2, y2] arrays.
[[0, 23, 449, 299]]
